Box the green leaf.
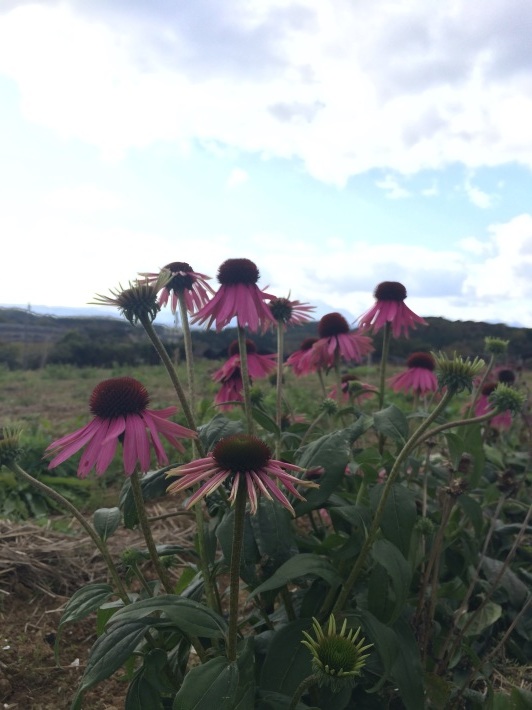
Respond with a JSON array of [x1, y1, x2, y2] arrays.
[[294, 430, 351, 515], [234, 638, 256, 710], [249, 553, 341, 598], [457, 495, 484, 537], [125, 673, 165, 710], [369, 483, 417, 558], [249, 499, 298, 575], [119, 467, 172, 529], [108, 596, 228, 638], [391, 616, 425, 710], [217, 508, 261, 587], [373, 405, 409, 443], [345, 610, 398, 693], [198, 414, 244, 452], [480, 556, 529, 606], [56, 583, 114, 662], [252, 407, 281, 436], [256, 690, 316, 709], [370, 540, 412, 624], [93, 507, 121, 541], [259, 619, 314, 695], [457, 601, 502, 636], [78, 618, 154, 694], [173, 656, 239, 710]]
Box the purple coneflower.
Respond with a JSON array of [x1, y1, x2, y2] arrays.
[[286, 337, 320, 376], [46, 377, 196, 477], [269, 296, 315, 327], [213, 340, 276, 410], [388, 352, 438, 395], [497, 368, 516, 385], [141, 261, 214, 314], [167, 434, 318, 515], [192, 258, 275, 332], [311, 313, 374, 369], [475, 382, 512, 430], [358, 282, 427, 338]]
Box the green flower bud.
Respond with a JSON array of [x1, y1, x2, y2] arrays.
[[484, 337, 509, 355], [488, 383, 525, 415], [301, 616, 372, 693], [92, 281, 160, 325], [320, 398, 338, 415], [0, 426, 23, 468], [432, 352, 485, 394], [121, 548, 145, 566]]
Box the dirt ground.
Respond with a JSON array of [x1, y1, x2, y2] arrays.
[[0, 499, 197, 709]]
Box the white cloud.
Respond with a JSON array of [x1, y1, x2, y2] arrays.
[[43, 185, 123, 212], [375, 175, 410, 199], [463, 177, 495, 209], [2, 2, 532, 184], [226, 168, 249, 189]]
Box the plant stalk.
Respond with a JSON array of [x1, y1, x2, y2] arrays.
[[227, 480, 247, 662]]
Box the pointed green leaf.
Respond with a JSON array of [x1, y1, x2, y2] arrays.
[[391, 617, 425, 710], [259, 619, 314, 695], [198, 414, 244, 452], [370, 484, 417, 558], [93, 507, 121, 541], [370, 540, 412, 624], [373, 405, 409, 443], [249, 553, 341, 598], [173, 656, 239, 710], [252, 407, 281, 436]]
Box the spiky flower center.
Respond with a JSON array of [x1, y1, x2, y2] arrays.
[[90, 377, 150, 419], [228, 339, 256, 357], [433, 352, 485, 394], [498, 369, 516, 384], [374, 281, 407, 301], [317, 636, 360, 675], [0, 426, 23, 467], [318, 313, 349, 337], [488, 383, 525, 415], [212, 434, 271, 472], [217, 258, 260, 286], [407, 352, 435, 370], [484, 337, 509, 355], [269, 297, 293, 323], [163, 261, 195, 291]]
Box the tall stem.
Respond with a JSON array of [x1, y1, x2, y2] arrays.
[[177, 293, 196, 410], [467, 354, 495, 417], [139, 314, 198, 436], [227, 480, 247, 662], [8, 462, 129, 604], [289, 675, 319, 710], [275, 323, 285, 457], [331, 390, 453, 614], [378, 322, 391, 411], [130, 470, 173, 594], [237, 326, 254, 435]]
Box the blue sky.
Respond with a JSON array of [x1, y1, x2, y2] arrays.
[[1, 0, 532, 327]]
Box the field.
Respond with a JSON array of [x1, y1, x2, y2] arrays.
[[1, 348, 531, 709]]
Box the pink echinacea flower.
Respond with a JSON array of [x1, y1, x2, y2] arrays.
[[358, 281, 427, 338], [388, 352, 438, 395], [286, 337, 320, 376], [46, 377, 196, 477], [192, 258, 276, 332], [141, 261, 214, 314], [475, 382, 512, 431], [212, 339, 276, 410], [311, 313, 374, 369], [167, 434, 318, 515], [269, 295, 315, 327]]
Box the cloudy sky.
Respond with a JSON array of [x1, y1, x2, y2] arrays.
[[1, 0, 532, 327]]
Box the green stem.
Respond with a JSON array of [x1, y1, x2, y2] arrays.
[[378, 322, 391, 411], [334, 349, 343, 410], [130, 470, 173, 594], [467, 354, 495, 417], [130, 562, 154, 597], [177, 292, 196, 410], [289, 674, 319, 710], [331, 389, 453, 613], [139, 314, 198, 436], [227, 480, 247, 662], [237, 325, 254, 435], [317, 369, 327, 398], [414, 409, 497, 446], [8, 462, 129, 604], [275, 323, 285, 457]]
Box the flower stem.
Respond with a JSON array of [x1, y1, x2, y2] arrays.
[[227, 479, 247, 662], [177, 292, 197, 410], [139, 314, 198, 437], [467, 353, 495, 417], [331, 389, 453, 614], [289, 674, 319, 710], [275, 323, 285, 457], [8, 462, 129, 604], [237, 325, 255, 435], [378, 322, 391, 411], [130, 470, 174, 594]]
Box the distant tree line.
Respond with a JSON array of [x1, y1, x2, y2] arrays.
[[0, 308, 530, 370]]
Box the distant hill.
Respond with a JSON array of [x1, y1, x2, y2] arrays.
[[0, 306, 530, 369]]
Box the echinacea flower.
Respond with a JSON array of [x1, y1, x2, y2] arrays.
[[328, 374, 378, 403], [166, 433, 318, 515], [358, 281, 427, 338], [286, 337, 320, 376], [92, 281, 160, 325], [214, 370, 245, 410], [301, 616, 372, 692], [311, 313, 374, 369], [192, 258, 276, 332], [433, 351, 485, 394], [497, 368, 516, 385], [46, 377, 197, 477], [388, 352, 438, 395], [0, 425, 23, 468], [269, 295, 315, 327], [140, 261, 214, 314], [212, 340, 276, 410]]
